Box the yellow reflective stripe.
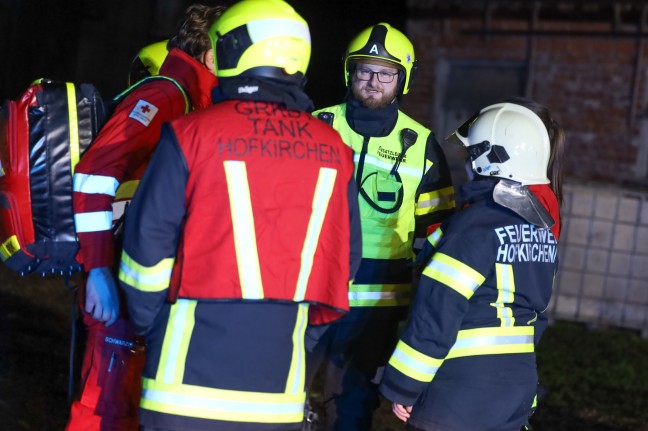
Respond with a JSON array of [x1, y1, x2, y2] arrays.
[[350, 298, 409, 307], [66, 83, 80, 174], [445, 326, 534, 359], [115, 180, 139, 200], [294, 167, 337, 301], [140, 378, 305, 423], [157, 299, 196, 384], [427, 226, 443, 248], [348, 283, 411, 306], [389, 339, 444, 382], [415, 186, 456, 215], [285, 304, 308, 394], [118, 251, 175, 292], [224, 161, 263, 299], [422, 253, 485, 299], [349, 283, 411, 293], [0, 235, 20, 261], [492, 263, 516, 327]]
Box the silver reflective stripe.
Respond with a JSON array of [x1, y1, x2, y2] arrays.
[[142, 388, 305, 416], [494, 263, 515, 327], [427, 258, 481, 294], [248, 18, 311, 44], [118, 259, 173, 290], [73, 173, 119, 196], [417, 196, 447, 209], [452, 334, 533, 350], [428, 228, 443, 248], [348, 291, 397, 301], [390, 347, 440, 377], [353, 153, 421, 178], [74, 211, 112, 233]]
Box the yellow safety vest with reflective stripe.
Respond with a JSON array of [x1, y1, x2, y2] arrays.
[[314, 104, 436, 307]]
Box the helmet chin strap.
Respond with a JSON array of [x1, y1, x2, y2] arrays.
[[492, 180, 555, 229]]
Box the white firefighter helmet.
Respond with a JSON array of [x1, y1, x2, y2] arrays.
[[454, 102, 550, 186]]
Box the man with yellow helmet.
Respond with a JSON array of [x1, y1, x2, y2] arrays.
[[118, 1, 361, 430], [67, 5, 225, 430], [308, 23, 456, 430]]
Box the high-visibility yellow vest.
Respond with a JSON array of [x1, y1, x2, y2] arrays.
[[314, 104, 437, 306]]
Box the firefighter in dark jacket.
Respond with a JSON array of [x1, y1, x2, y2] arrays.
[[379, 101, 563, 431], [307, 23, 455, 430], [118, 1, 361, 430]]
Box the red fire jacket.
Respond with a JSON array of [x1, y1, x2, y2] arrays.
[[119, 100, 361, 326]]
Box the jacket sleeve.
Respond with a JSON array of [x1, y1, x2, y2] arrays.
[[379, 218, 493, 406], [413, 133, 456, 251], [72, 82, 187, 270], [118, 124, 188, 335]]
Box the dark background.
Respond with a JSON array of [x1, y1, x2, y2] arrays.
[[0, 0, 406, 109], [0, 2, 406, 428]]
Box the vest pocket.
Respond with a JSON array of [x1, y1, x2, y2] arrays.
[[359, 170, 403, 216]]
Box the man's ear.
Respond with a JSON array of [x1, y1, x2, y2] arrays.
[[202, 49, 216, 74]]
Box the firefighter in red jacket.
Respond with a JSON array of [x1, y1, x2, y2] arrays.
[[379, 100, 564, 431], [68, 5, 225, 430], [117, 0, 361, 430]]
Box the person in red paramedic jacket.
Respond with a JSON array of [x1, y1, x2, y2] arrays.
[[66, 5, 225, 431]]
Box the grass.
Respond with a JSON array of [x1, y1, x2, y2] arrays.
[[1, 261, 647, 430], [530, 321, 648, 431], [310, 321, 648, 431]]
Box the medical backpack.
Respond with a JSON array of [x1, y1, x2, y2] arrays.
[[0, 79, 107, 276]]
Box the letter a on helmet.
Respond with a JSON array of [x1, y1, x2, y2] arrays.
[[344, 23, 417, 94]]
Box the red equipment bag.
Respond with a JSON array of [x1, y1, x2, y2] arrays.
[[0, 79, 107, 275]]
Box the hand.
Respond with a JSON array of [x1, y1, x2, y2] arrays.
[[85, 267, 120, 326], [392, 403, 412, 422]]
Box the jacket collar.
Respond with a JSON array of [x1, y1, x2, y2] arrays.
[[158, 48, 217, 110]]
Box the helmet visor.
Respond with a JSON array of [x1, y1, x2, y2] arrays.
[[445, 109, 481, 156]]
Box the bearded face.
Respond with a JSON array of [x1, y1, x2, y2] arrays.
[[349, 61, 401, 109]]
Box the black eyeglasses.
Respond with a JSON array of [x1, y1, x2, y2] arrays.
[[355, 67, 399, 83]]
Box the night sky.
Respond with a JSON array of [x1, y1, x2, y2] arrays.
[[0, 0, 406, 108]]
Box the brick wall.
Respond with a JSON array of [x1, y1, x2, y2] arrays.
[[403, 7, 648, 185]]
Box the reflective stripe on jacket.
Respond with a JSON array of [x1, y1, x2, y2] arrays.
[[314, 103, 455, 307], [379, 180, 558, 407]]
